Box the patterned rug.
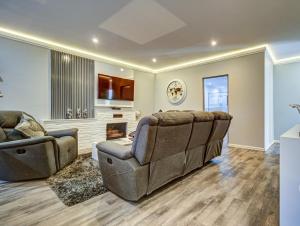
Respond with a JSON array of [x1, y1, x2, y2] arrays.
[[46, 153, 107, 206]]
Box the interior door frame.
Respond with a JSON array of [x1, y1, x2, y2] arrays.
[[202, 74, 229, 112]]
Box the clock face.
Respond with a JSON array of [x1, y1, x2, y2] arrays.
[[166, 79, 187, 104]]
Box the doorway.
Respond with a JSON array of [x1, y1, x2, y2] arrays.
[[203, 75, 228, 113], [203, 75, 229, 145]]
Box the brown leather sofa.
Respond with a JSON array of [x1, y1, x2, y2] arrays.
[[0, 111, 78, 181], [97, 111, 232, 201]]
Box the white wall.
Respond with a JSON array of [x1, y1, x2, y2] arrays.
[[94, 61, 135, 108], [155, 52, 265, 148], [0, 37, 50, 120], [133, 71, 155, 116], [0, 37, 155, 120], [94, 61, 155, 116], [0, 36, 272, 149], [274, 62, 300, 139], [264, 51, 274, 149]]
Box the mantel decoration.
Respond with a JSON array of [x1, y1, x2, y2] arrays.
[[166, 79, 187, 105], [76, 108, 82, 119], [66, 108, 88, 119], [66, 108, 73, 119], [0, 76, 3, 97], [82, 109, 88, 119]]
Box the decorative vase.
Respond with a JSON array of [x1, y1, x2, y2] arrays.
[[76, 108, 82, 119], [66, 108, 73, 119]]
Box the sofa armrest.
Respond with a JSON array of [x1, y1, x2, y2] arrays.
[[47, 128, 78, 139], [96, 141, 133, 160], [0, 136, 56, 149]]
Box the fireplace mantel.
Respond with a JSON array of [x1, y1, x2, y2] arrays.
[[42, 109, 138, 153], [43, 118, 98, 123]]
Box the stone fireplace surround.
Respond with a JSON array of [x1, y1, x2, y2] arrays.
[[43, 107, 138, 154]]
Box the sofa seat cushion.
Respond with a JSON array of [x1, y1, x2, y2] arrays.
[[192, 111, 214, 122], [97, 141, 132, 160], [0, 127, 7, 143], [56, 136, 77, 169]]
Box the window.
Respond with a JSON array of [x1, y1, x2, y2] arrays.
[[203, 75, 228, 112]]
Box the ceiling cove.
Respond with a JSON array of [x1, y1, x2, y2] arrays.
[[99, 0, 186, 45], [0, 26, 298, 74]]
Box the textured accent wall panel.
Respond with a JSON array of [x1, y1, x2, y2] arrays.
[[51, 50, 95, 119]]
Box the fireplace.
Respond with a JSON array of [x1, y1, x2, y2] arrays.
[[106, 122, 127, 140]]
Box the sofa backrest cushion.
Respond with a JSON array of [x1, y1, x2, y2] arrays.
[[0, 111, 23, 128], [187, 111, 214, 149], [145, 112, 193, 193], [150, 112, 193, 161], [209, 112, 233, 142], [132, 115, 158, 165]]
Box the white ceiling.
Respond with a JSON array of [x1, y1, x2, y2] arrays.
[[0, 0, 300, 68], [99, 0, 186, 45]]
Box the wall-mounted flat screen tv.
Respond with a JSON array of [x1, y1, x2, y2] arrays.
[[98, 74, 134, 101]]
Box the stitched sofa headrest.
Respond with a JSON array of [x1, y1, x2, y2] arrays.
[[192, 111, 214, 122], [137, 115, 159, 127], [166, 110, 196, 113], [0, 111, 23, 128], [166, 110, 180, 112], [212, 111, 233, 120], [153, 112, 194, 126]]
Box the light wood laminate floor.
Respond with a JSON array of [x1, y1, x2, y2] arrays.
[[0, 146, 279, 226]]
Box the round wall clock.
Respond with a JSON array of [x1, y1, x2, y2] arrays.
[[166, 79, 187, 105]]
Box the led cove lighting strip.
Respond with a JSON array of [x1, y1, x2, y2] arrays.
[[0, 26, 299, 73], [154, 45, 268, 73], [0, 27, 153, 72], [276, 55, 300, 64]]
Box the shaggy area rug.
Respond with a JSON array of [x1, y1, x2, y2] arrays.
[[46, 153, 107, 206]]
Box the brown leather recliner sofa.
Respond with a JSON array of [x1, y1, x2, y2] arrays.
[[0, 111, 78, 181], [97, 111, 232, 201]]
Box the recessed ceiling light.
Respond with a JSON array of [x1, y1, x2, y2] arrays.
[[92, 37, 99, 44], [152, 58, 157, 63], [211, 40, 217, 46], [120, 68, 124, 72]]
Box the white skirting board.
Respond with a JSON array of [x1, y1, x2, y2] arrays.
[[228, 140, 280, 151], [228, 143, 265, 151]]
